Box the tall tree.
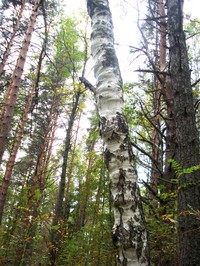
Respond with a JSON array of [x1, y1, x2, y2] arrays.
[[49, 85, 85, 265], [76, 136, 96, 231], [0, 0, 28, 76], [0, 44, 46, 224], [48, 16, 86, 265], [0, 0, 42, 165], [16, 97, 59, 265], [87, 0, 150, 265], [158, 0, 176, 192], [167, 0, 200, 265]]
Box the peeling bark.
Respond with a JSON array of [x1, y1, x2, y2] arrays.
[[87, 1, 150, 265]]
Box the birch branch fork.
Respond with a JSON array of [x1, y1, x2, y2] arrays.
[[87, 1, 149, 265]]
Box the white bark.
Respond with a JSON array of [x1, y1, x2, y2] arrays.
[[87, 1, 149, 265]]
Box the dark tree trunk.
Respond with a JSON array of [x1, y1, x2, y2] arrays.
[[158, 0, 176, 192], [49, 89, 81, 266], [167, 0, 200, 265], [76, 140, 95, 231], [63, 114, 81, 223]]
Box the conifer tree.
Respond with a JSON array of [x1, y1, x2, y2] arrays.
[[0, 0, 43, 164], [167, 0, 200, 264]]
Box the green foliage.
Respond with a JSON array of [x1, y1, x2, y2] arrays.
[[53, 17, 85, 79], [168, 158, 200, 177], [4, 0, 200, 265], [57, 216, 117, 266], [145, 189, 178, 266]]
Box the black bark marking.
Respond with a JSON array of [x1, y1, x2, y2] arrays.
[[184, 106, 187, 117], [99, 116, 107, 137], [117, 168, 126, 190], [87, 0, 97, 18], [116, 155, 128, 162], [114, 193, 125, 206], [120, 143, 126, 151], [116, 112, 128, 133], [104, 148, 112, 169], [109, 131, 120, 141]]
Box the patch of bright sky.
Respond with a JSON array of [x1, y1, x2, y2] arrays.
[[62, 0, 200, 180], [64, 0, 200, 84]]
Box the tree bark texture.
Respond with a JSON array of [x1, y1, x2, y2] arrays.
[[87, 1, 149, 265], [158, 0, 176, 192], [0, 0, 42, 165], [167, 0, 200, 265], [0, 0, 27, 76]]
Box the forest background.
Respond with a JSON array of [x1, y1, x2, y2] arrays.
[[0, 0, 200, 265]]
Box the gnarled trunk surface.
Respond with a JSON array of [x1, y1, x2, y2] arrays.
[[87, 1, 149, 265]]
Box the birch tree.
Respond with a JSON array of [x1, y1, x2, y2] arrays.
[[87, 0, 149, 265]]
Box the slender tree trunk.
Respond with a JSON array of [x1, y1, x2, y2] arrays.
[[27, 95, 58, 208], [0, 0, 42, 165], [49, 89, 81, 265], [167, 0, 200, 265], [76, 140, 95, 230], [0, 83, 35, 224], [63, 113, 81, 222], [162, 75, 176, 192], [0, 0, 27, 76], [158, 0, 176, 192], [150, 24, 162, 197], [87, 1, 150, 265], [0, 45, 45, 224], [16, 98, 58, 264]]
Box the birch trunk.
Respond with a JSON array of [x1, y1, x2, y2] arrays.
[[87, 1, 149, 265], [167, 0, 200, 264], [0, 0, 42, 165]]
